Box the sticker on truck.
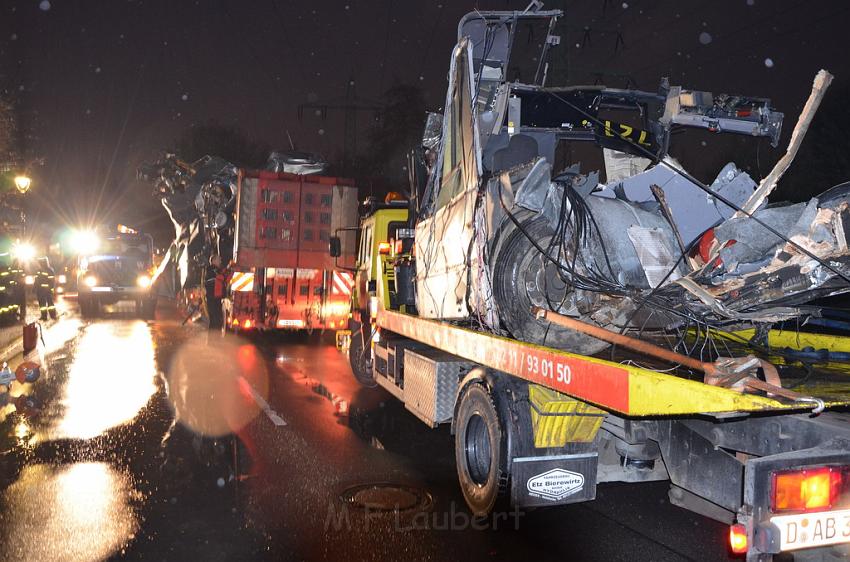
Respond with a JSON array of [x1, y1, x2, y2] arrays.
[[526, 468, 584, 501]]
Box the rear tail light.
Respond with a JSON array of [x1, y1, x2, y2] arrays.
[[729, 523, 748, 554], [772, 466, 847, 512]]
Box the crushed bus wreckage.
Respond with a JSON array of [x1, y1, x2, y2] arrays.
[[404, 9, 844, 359]]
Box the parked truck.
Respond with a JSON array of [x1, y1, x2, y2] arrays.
[[224, 169, 358, 332], [75, 226, 157, 318], [333, 6, 850, 560]]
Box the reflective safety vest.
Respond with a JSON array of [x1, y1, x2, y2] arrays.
[[35, 268, 55, 291]]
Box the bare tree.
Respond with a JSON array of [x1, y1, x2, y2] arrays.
[[0, 96, 17, 173]]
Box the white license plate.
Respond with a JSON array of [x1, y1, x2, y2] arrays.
[[771, 508, 850, 551]]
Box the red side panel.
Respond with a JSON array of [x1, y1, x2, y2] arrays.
[[234, 170, 358, 271]]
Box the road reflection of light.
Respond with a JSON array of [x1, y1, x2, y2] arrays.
[[43, 318, 83, 353], [0, 462, 138, 562], [53, 321, 156, 440], [13, 417, 36, 447]]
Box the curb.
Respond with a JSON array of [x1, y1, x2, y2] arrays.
[[0, 335, 23, 366], [0, 315, 63, 366]]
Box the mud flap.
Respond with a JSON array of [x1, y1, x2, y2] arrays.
[[510, 452, 598, 508]]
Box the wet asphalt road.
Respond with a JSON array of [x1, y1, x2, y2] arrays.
[[0, 299, 738, 562]]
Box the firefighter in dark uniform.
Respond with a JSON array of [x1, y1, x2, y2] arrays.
[[35, 257, 57, 320], [11, 258, 26, 321], [0, 254, 18, 325]]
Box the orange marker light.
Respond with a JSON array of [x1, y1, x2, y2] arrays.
[[243, 319, 253, 329], [772, 467, 842, 512], [729, 524, 748, 554], [378, 242, 391, 255]]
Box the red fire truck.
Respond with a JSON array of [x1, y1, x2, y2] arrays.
[[223, 170, 358, 332]]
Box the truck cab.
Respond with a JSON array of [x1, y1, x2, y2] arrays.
[[337, 197, 410, 385], [76, 229, 156, 318]]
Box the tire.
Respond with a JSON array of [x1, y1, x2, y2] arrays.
[[142, 298, 156, 320], [348, 322, 375, 387], [492, 215, 610, 355], [80, 296, 96, 318], [455, 382, 509, 517]]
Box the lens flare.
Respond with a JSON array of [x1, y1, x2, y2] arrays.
[[167, 335, 268, 437]]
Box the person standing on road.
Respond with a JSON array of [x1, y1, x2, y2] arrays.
[[12, 257, 27, 321], [35, 257, 57, 321]]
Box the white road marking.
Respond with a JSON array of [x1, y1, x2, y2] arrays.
[[240, 376, 287, 426]]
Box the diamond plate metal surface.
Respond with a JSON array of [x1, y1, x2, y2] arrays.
[[403, 349, 470, 426]]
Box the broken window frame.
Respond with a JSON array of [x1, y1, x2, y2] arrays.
[[420, 39, 483, 218], [457, 9, 562, 88]]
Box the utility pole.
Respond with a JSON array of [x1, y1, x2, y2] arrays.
[[298, 78, 382, 176]]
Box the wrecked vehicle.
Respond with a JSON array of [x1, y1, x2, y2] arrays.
[[138, 153, 239, 299], [407, 15, 843, 358], [138, 149, 338, 324], [339, 6, 850, 562]]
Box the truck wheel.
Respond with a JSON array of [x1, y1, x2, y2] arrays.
[[455, 382, 509, 517], [492, 215, 610, 355], [80, 296, 95, 318], [348, 323, 375, 387], [135, 299, 155, 319], [143, 298, 156, 320]]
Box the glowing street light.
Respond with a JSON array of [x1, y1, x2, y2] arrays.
[[13, 175, 32, 194], [11, 241, 36, 263]]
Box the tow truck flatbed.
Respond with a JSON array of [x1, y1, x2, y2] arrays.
[[378, 309, 850, 417]]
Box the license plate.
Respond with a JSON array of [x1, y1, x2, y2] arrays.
[[771, 508, 850, 551]]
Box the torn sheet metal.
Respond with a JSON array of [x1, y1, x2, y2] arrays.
[[138, 154, 238, 291], [734, 70, 834, 217], [603, 148, 651, 183], [600, 159, 759, 247], [627, 226, 682, 288], [266, 151, 328, 175]]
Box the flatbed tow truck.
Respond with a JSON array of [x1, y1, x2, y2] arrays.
[[333, 6, 850, 560], [338, 199, 850, 561]]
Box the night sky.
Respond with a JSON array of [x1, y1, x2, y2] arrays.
[[1, 0, 849, 241]]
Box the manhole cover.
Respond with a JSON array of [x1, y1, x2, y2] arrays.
[[340, 483, 433, 512]]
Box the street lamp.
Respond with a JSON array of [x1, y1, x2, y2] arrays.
[[13, 175, 32, 194]]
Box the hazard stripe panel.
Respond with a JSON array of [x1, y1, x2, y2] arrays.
[[376, 310, 847, 417], [230, 272, 255, 292], [332, 271, 354, 295]]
